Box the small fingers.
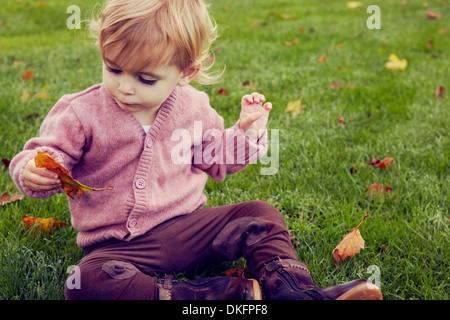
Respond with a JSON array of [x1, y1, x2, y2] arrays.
[[243, 94, 253, 104], [36, 167, 59, 180], [263, 102, 273, 111], [23, 161, 61, 192], [243, 92, 266, 105], [25, 180, 61, 192], [24, 172, 60, 188], [25, 159, 59, 180], [250, 92, 265, 104]]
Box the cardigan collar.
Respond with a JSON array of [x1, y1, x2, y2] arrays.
[[99, 83, 179, 138]]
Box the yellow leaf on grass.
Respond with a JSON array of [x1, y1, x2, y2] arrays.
[[332, 214, 369, 264], [346, 2, 363, 9], [21, 89, 30, 101], [285, 95, 304, 117], [385, 54, 407, 71], [35, 92, 50, 100]]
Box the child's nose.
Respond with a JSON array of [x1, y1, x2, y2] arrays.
[[118, 75, 135, 95]]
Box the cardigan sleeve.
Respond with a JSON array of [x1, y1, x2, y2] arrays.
[[9, 97, 86, 198]]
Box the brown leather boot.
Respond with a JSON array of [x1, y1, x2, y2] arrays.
[[157, 275, 262, 300], [258, 258, 382, 300]]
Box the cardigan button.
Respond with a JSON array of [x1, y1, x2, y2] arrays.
[[135, 179, 146, 189], [146, 138, 153, 148], [128, 219, 137, 228]]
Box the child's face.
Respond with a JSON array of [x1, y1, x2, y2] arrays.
[[102, 57, 185, 120]]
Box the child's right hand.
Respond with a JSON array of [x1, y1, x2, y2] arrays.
[[23, 159, 61, 192]]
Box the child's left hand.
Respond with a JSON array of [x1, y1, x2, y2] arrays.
[[239, 92, 272, 142]]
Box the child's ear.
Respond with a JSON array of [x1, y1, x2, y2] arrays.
[[178, 63, 201, 87]]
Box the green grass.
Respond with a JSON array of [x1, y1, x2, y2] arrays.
[[0, 0, 449, 300]]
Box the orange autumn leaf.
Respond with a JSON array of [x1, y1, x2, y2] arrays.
[[284, 38, 299, 46], [21, 215, 68, 234], [435, 86, 444, 98], [35, 152, 113, 199], [368, 157, 395, 169], [426, 10, 441, 19], [224, 266, 247, 278], [0, 192, 24, 206], [366, 183, 392, 198], [333, 214, 369, 264], [318, 55, 328, 64], [22, 69, 34, 80]]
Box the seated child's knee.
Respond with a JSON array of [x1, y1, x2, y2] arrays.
[[247, 200, 283, 220], [65, 260, 140, 300]]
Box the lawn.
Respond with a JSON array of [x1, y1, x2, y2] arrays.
[[0, 0, 449, 300]]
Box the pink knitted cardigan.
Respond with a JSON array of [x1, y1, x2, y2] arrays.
[[9, 84, 268, 248]]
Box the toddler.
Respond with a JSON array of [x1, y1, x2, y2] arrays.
[[9, 0, 381, 300]]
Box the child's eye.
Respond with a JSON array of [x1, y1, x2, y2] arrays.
[[139, 77, 157, 86], [107, 66, 122, 74]]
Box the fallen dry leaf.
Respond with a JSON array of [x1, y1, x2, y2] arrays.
[[284, 38, 299, 46], [333, 213, 369, 264], [242, 80, 257, 91], [285, 95, 304, 117], [366, 183, 392, 198], [435, 86, 444, 98], [2, 158, 11, 170], [21, 215, 68, 235], [289, 230, 300, 248], [368, 157, 395, 169], [35, 92, 50, 100], [318, 55, 328, 64], [385, 54, 407, 71], [426, 10, 441, 19], [217, 88, 228, 95], [35, 152, 113, 199], [329, 81, 343, 89], [13, 60, 27, 66], [1, 192, 24, 206], [22, 69, 34, 80], [21, 89, 30, 101], [24, 113, 39, 120], [346, 1, 363, 9], [224, 266, 247, 278]]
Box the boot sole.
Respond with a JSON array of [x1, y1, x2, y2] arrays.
[[251, 279, 263, 300], [336, 282, 383, 300]]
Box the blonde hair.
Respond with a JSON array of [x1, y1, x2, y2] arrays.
[[89, 0, 221, 85]]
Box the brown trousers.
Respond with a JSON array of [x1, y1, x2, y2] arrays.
[[65, 200, 298, 300]]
